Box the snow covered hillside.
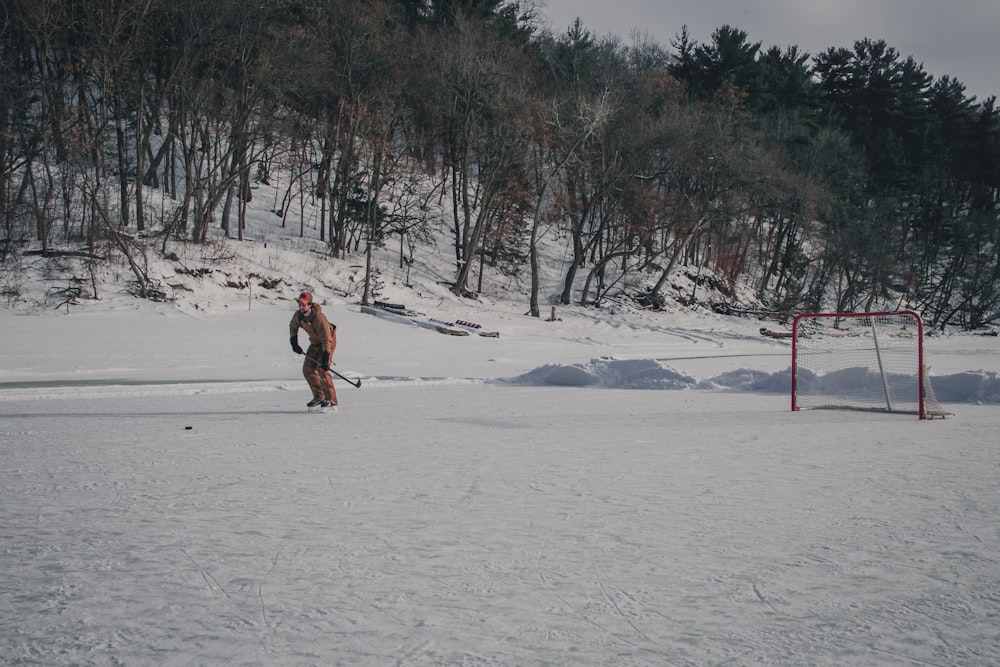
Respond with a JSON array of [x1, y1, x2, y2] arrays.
[[3, 167, 999, 402]]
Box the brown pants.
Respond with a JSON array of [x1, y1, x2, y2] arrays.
[[303, 345, 338, 404]]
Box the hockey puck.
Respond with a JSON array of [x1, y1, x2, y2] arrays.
[[184, 426, 193, 430]]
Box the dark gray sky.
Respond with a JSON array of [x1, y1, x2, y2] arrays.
[[541, 0, 999, 102]]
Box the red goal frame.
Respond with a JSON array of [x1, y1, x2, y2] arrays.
[[791, 310, 946, 419]]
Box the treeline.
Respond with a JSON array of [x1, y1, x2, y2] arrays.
[[1, 0, 998, 326]]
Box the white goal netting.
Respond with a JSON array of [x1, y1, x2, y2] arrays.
[[792, 311, 947, 419]]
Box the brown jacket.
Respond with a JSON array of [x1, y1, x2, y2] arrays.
[[289, 303, 336, 352]]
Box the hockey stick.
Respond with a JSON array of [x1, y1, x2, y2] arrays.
[[328, 365, 362, 388], [302, 354, 362, 388]]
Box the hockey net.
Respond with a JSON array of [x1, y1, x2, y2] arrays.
[[791, 311, 948, 419]]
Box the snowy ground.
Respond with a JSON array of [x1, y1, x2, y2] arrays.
[[2, 295, 1000, 666]]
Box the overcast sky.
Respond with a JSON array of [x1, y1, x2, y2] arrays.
[[540, 0, 999, 102]]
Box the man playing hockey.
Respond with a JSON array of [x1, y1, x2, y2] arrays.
[[289, 291, 338, 411]]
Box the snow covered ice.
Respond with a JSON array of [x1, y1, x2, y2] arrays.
[[2, 297, 1000, 666]]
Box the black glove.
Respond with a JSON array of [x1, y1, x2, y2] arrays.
[[290, 336, 303, 355], [318, 350, 330, 371]]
